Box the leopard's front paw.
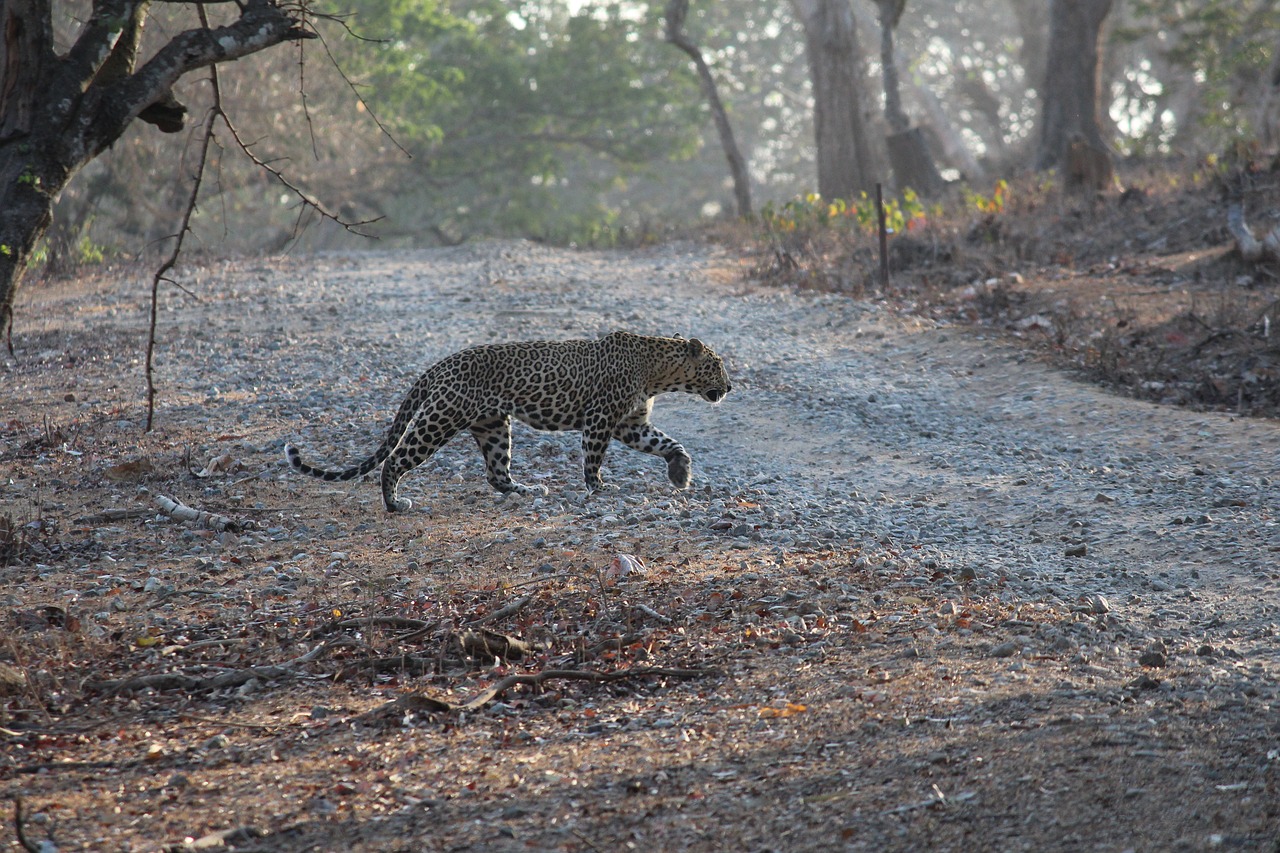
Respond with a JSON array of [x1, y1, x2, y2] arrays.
[[666, 453, 692, 489]]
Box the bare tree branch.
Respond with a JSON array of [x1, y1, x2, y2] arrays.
[[145, 60, 220, 431]]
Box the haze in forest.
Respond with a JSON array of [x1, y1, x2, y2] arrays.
[[35, 0, 1280, 261]]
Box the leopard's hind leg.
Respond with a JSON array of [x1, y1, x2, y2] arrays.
[[470, 416, 549, 496], [380, 402, 468, 512]]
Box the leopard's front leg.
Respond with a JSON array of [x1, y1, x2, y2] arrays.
[[613, 413, 692, 488]]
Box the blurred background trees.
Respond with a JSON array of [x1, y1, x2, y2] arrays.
[[33, 0, 1280, 267]]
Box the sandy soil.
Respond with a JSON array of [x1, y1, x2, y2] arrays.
[[2, 239, 1278, 852]]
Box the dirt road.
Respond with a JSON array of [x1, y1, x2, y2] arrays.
[[3, 241, 1279, 851]]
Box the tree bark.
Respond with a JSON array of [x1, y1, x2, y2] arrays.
[[664, 0, 752, 218], [1011, 0, 1050, 117], [1034, 0, 1114, 186], [0, 0, 312, 345], [791, 0, 875, 200], [875, 0, 942, 198]]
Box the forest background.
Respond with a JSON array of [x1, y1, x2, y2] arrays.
[[28, 0, 1280, 268]]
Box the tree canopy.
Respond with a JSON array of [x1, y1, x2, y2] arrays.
[[17, 0, 1280, 270]]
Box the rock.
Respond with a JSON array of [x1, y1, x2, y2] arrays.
[[1138, 644, 1168, 668], [1075, 594, 1110, 614], [991, 641, 1019, 658]]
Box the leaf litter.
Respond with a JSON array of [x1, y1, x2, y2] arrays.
[[1, 244, 1277, 851]]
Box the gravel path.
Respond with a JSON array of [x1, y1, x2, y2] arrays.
[[155, 238, 1280, 661], [9, 238, 1280, 851], [232, 246, 1264, 543]]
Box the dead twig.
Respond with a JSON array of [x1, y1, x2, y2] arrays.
[[12, 797, 40, 853], [464, 593, 534, 626], [395, 665, 717, 716], [152, 494, 245, 533]]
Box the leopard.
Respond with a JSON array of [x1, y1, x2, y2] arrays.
[[284, 330, 732, 512]]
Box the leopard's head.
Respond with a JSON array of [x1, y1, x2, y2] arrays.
[[682, 338, 732, 403]]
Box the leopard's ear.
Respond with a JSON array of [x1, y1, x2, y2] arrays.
[[686, 338, 706, 359]]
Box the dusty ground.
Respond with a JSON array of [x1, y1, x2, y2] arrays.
[[2, 225, 1279, 853]]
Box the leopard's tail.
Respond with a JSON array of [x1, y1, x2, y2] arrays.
[[284, 441, 392, 482], [284, 375, 430, 482]]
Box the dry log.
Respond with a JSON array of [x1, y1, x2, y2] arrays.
[[152, 494, 244, 533], [1227, 201, 1280, 263], [363, 665, 717, 719]]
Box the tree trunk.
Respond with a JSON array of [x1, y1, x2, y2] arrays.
[[1034, 0, 1114, 188], [0, 0, 312, 344], [791, 0, 875, 200], [875, 0, 942, 198], [1011, 1, 1051, 117], [664, 0, 752, 218]]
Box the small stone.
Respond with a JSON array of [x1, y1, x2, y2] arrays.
[[1064, 544, 1088, 558], [991, 641, 1019, 658], [202, 733, 230, 750], [1076, 593, 1110, 614], [1138, 649, 1168, 668]]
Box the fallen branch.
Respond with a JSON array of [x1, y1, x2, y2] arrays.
[[152, 494, 245, 533], [374, 665, 718, 717], [464, 593, 534, 626], [88, 640, 346, 694], [1227, 201, 1280, 263]]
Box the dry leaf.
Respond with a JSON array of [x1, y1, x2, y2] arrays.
[[604, 553, 646, 584], [194, 453, 242, 478], [105, 458, 155, 482]]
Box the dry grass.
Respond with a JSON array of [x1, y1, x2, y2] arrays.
[[739, 158, 1280, 418]]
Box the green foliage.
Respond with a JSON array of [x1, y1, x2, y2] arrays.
[[1121, 0, 1280, 144], [338, 0, 705, 242], [962, 179, 1007, 214], [759, 188, 928, 237]]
